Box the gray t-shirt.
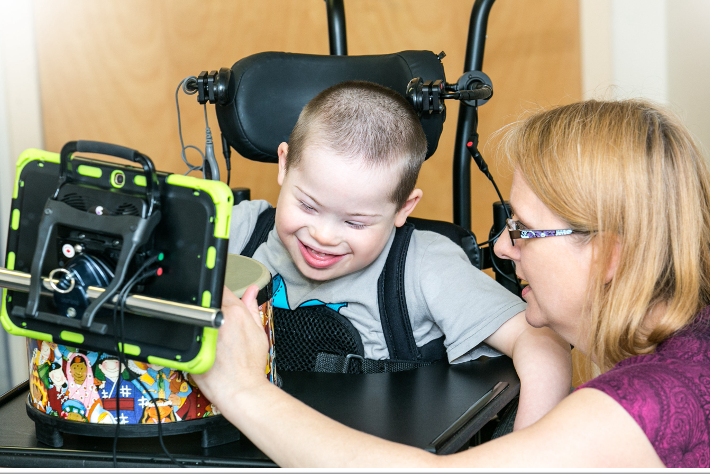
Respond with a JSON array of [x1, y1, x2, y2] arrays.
[[228, 200, 527, 363]]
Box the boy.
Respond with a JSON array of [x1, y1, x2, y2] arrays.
[[227, 81, 570, 429]]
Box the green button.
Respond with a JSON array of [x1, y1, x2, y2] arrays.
[[77, 165, 102, 178], [206, 246, 216, 269], [11, 209, 19, 230]]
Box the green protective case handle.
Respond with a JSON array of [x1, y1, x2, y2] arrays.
[[58, 141, 160, 218]]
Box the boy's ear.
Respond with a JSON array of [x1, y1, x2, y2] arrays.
[[277, 142, 289, 186], [394, 189, 423, 227]]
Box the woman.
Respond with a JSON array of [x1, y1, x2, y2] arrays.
[[194, 99, 710, 467]]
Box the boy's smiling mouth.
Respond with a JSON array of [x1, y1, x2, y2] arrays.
[[297, 239, 346, 269]]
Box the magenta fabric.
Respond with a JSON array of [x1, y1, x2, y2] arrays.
[[579, 306, 710, 467]]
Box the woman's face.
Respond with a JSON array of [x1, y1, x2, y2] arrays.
[[494, 170, 594, 349]]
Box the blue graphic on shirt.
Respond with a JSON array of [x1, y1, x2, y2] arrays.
[[272, 274, 347, 312]]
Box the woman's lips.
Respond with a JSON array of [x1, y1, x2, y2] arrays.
[[521, 285, 531, 299], [297, 239, 345, 269]]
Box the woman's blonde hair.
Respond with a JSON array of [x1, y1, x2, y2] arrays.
[[503, 99, 710, 372]]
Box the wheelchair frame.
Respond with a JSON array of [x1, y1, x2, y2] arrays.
[[324, 0, 518, 294]]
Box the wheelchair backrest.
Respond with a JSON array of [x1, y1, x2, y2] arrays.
[[215, 51, 447, 163]]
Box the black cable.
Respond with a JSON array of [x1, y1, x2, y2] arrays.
[[477, 226, 505, 248], [176, 78, 204, 176], [120, 273, 184, 467], [222, 134, 232, 187], [465, 106, 519, 291], [111, 256, 185, 468], [111, 256, 158, 466]]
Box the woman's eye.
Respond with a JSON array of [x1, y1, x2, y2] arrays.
[[346, 221, 366, 229], [512, 218, 528, 230]]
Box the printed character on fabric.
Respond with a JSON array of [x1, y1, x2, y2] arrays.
[[62, 398, 89, 422], [46, 360, 70, 416], [65, 352, 115, 424], [29, 367, 48, 412], [140, 399, 177, 424], [176, 371, 217, 420], [272, 274, 347, 313], [168, 371, 193, 416], [31, 340, 56, 384], [93, 354, 145, 425], [259, 297, 277, 384], [127, 361, 181, 423]]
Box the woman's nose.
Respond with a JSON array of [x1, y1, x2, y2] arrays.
[[494, 228, 519, 262]]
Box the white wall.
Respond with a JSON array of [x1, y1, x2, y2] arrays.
[[580, 0, 710, 152], [667, 0, 710, 155], [0, 0, 44, 393]]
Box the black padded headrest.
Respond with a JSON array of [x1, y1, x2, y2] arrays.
[[215, 51, 446, 163]]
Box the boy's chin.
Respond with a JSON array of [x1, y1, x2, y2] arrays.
[[295, 262, 341, 281]]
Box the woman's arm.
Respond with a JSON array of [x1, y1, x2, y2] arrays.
[[483, 311, 573, 430], [194, 288, 662, 468]]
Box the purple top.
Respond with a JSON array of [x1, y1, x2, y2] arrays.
[[579, 306, 710, 467]]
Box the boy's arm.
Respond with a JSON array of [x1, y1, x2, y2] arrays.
[[483, 310, 572, 430]]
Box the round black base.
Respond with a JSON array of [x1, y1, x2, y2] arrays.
[[26, 396, 240, 449]]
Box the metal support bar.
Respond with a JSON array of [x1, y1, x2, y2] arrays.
[[453, 0, 496, 230], [325, 0, 347, 55], [0, 268, 223, 328]]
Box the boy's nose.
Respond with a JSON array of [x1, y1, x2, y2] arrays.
[[309, 221, 340, 247]]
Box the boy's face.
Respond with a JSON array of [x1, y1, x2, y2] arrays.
[[275, 142, 421, 281]]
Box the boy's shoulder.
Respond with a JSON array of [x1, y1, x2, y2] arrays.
[[407, 226, 472, 263], [233, 199, 272, 219], [228, 199, 274, 255]]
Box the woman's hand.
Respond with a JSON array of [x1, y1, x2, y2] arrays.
[[193, 285, 270, 408]]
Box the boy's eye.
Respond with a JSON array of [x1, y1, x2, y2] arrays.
[[346, 221, 367, 230], [299, 201, 315, 212]]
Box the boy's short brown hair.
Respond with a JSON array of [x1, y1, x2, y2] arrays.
[[285, 81, 427, 209]]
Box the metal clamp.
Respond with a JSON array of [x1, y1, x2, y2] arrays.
[[48, 268, 75, 294]]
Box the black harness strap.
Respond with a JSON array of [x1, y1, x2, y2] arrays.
[[377, 223, 419, 361], [240, 208, 446, 368], [240, 207, 276, 258]]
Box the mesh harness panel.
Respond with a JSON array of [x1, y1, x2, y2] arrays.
[[240, 207, 445, 374]]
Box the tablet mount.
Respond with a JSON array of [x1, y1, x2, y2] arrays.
[[23, 141, 162, 333]]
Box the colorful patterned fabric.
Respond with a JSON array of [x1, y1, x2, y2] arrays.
[[580, 307, 710, 467], [519, 229, 573, 238], [26, 339, 220, 425]]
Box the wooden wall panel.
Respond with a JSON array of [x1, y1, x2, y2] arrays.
[[33, 0, 580, 242]]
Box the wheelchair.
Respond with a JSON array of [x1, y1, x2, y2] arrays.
[[182, 0, 519, 373], [184, 0, 521, 440]]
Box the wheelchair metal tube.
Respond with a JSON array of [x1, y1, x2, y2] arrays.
[[325, 0, 347, 55], [0, 268, 223, 328], [453, 0, 497, 230]]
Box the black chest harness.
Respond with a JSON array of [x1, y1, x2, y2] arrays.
[[240, 207, 447, 374]]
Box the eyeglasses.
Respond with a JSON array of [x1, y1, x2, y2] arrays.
[[506, 218, 579, 246]]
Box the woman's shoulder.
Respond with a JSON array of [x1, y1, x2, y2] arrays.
[[580, 311, 710, 467], [655, 305, 710, 363]]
